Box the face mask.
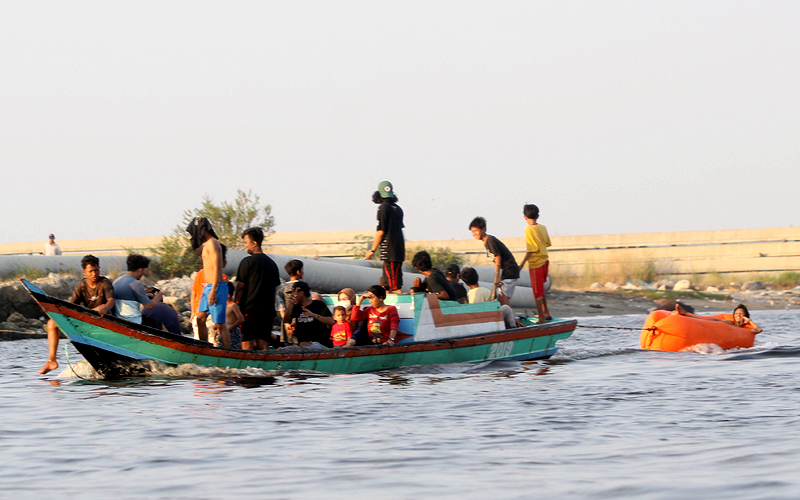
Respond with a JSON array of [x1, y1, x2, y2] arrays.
[[337, 299, 352, 309]]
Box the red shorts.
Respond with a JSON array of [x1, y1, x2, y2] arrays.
[[529, 261, 549, 299]]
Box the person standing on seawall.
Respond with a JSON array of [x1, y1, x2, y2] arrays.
[[364, 181, 405, 294], [43, 234, 62, 256]]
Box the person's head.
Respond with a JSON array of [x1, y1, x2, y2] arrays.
[[338, 288, 356, 308], [445, 264, 461, 282], [460, 267, 479, 286], [126, 254, 151, 276], [365, 284, 387, 307], [333, 305, 347, 323], [186, 216, 219, 251], [468, 217, 487, 240], [285, 259, 304, 278], [291, 280, 311, 299], [241, 227, 264, 254], [523, 204, 540, 221], [228, 283, 236, 300], [411, 250, 432, 272], [733, 304, 750, 326], [80, 254, 101, 284], [48, 234, 55, 242], [373, 181, 398, 204]]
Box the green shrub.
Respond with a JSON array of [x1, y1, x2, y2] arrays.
[[405, 246, 464, 270], [776, 271, 800, 288], [148, 189, 275, 279]]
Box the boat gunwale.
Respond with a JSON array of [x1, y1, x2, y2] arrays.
[[28, 287, 577, 362]]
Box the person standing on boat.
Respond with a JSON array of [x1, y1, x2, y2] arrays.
[[38, 254, 115, 374], [43, 234, 62, 256], [113, 254, 164, 327], [518, 204, 552, 323], [187, 217, 231, 348], [235, 227, 281, 351], [468, 217, 520, 300], [285, 281, 335, 347], [364, 181, 405, 294]]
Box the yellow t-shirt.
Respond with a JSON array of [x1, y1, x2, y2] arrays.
[[524, 223, 551, 269]]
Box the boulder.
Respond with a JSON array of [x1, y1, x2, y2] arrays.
[[589, 282, 602, 290], [742, 281, 766, 291], [706, 286, 720, 292], [604, 282, 621, 291], [673, 280, 693, 291]]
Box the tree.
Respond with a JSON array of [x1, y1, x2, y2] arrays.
[[148, 189, 275, 278], [405, 245, 464, 270]]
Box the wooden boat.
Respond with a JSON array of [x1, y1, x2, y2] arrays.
[[23, 279, 576, 378], [640, 310, 757, 351]]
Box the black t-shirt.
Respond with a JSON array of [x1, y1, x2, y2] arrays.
[[376, 202, 405, 262], [423, 269, 458, 301], [451, 281, 468, 304], [485, 235, 521, 280], [289, 300, 333, 347], [235, 253, 281, 317]]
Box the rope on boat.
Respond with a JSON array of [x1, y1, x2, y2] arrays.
[[577, 324, 657, 332], [64, 344, 90, 381]]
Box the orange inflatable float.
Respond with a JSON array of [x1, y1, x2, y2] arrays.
[[640, 310, 757, 351]]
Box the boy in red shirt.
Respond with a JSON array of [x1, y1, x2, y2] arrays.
[[331, 306, 353, 347]]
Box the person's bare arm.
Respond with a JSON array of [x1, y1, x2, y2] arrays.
[[228, 304, 245, 329], [303, 307, 336, 326], [519, 252, 532, 270], [143, 291, 162, 310], [364, 230, 384, 260], [93, 298, 115, 317]]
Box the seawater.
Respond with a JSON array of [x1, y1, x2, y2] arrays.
[[2, 309, 800, 500]]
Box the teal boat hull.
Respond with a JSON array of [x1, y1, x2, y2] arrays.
[[24, 280, 576, 378]]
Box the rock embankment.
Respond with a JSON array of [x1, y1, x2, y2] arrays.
[[0, 274, 196, 335]]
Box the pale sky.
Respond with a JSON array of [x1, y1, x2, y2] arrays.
[[2, 1, 798, 245]]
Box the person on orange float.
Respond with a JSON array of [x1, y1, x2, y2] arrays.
[[675, 303, 762, 334]]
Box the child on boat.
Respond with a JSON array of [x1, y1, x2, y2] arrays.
[[331, 305, 353, 347], [460, 267, 518, 329], [348, 285, 400, 346], [226, 285, 244, 349], [468, 216, 520, 301], [518, 204, 552, 323]]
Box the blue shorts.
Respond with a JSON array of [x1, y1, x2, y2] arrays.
[[198, 282, 228, 324]]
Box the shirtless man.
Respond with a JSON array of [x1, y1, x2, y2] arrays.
[[38, 254, 115, 374], [187, 217, 231, 348]]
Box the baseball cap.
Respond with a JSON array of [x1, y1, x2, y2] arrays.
[[378, 181, 394, 198]]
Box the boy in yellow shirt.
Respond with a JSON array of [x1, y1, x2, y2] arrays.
[[518, 204, 552, 323]]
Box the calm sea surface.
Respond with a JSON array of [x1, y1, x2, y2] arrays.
[[3, 309, 800, 500]]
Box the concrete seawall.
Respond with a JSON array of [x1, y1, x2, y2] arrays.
[[2, 226, 799, 279]]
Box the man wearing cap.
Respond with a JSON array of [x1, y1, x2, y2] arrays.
[[43, 234, 62, 256], [186, 216, 231, 348], [364, 181, 405, 293]]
